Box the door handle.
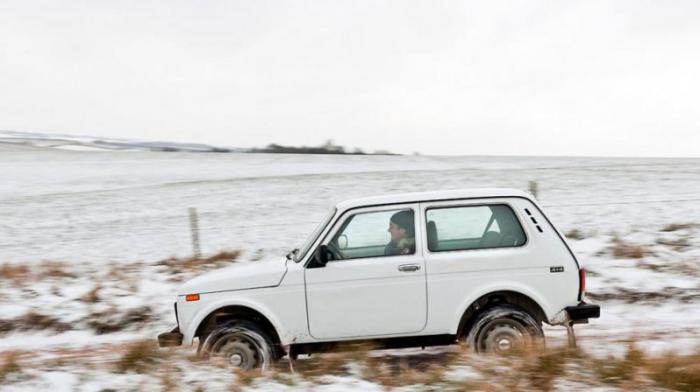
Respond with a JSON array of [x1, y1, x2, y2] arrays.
[[398, 264, 421, 272]]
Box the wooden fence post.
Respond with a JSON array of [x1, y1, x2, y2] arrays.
[[528, 180, 539, 199], [189, 208, 201, 258]]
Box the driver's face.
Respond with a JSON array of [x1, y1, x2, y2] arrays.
[[388, 222, 406, 242]]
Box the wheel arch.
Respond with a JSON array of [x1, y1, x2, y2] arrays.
[[185, 299, 284, 348], [455, 289, 548, 338]]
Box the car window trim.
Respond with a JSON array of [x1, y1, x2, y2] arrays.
[[304, 203, 419, 266], [302, 196, 580, 275], [423, 202, 529, 254]]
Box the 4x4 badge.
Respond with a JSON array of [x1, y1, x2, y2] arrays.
[[550, 266, 565, 273]]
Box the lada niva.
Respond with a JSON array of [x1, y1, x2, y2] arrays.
[[158, 188, 599, 369]]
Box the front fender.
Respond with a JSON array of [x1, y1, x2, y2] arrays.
[[181, 295, 285, 346], [451, 282, 554, 334]]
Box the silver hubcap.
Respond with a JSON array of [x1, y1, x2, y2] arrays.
[[497, 338, 512, 351], [482, 322, 526, 353], [229, 353, 243, 366], [216, 337, 258, 369]]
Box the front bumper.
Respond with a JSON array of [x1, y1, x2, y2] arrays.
[[565, 302, 600, 323], [158, 327, 184, 347], [158, 301, 183, 347]]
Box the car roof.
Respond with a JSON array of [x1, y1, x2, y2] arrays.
[[335, 188, 534, 211]]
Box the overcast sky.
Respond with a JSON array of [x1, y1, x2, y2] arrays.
[[1, 1, 699, 156]]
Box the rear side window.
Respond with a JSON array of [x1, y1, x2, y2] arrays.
[[425, 204, 526, 252]]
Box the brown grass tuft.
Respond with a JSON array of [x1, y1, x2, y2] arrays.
[[565, 228, 585, 240], [156, 250, 241, 274], [116, 341, 165, 373], [158, 362, 180, 392], [87, 306, 154, 334], [0, 262, 76, 286], [523, 349, 567, 391], [38, 262, 76, 279], [295, 344, 373, 379], [593, 345, 645, 385], [647, 351, 700, 392], [80, 285, 101, 303], [0, 311, 72, 335], [0, 352, 21, 384], [0, 264, 31, 285], [655, 237, 691, 251], [203, 250, 241, 263], [359, 349, 456, 388], [610, 236, 651, 259], [661, 223, 695, 232]]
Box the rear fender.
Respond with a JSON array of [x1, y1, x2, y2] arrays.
[[452, 283, 554, 334]]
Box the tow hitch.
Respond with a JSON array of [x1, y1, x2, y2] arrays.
[[564, 302, 601, 348]]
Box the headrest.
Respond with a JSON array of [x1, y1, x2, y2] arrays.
[[427, 220, 438, 251]]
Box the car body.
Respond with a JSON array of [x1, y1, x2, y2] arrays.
[[159, 188, 600, 367]]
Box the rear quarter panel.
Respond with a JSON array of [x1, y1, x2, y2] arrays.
[[420, 197, 580, 335]]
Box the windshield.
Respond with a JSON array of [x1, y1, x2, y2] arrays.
[[295, 207, 336, 262]]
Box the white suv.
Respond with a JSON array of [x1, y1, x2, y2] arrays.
[[158, 188, 599, 369]]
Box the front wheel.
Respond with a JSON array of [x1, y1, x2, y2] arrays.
[[199, 320, 276, 371], [465, 305, 544, 354]]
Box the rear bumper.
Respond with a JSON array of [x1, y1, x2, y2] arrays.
[[565, 302, 600, 323], [158, 327, 184, 347]]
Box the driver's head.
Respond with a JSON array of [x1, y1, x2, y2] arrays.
[[388, 210, 414, 242]]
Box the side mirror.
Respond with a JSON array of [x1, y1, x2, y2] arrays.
[[310, 245, 330, 268]]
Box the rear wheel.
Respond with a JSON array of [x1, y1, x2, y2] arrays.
[[466, 305, 544, 354], [199, 320, 276, 371]]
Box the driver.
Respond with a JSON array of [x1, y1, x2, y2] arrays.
[[385, 210, 415, 256]]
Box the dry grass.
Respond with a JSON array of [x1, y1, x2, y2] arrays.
[[3, 338, 699, 391], [586, 287, 700, 304], [661, 223, 696, 232], [294, 342, 377, 380], [0, 261, 75, 287], [0, 264, 31, 285], [593, 345, 646, 385], [273, 344, 700, 391], [637, 260, 700, 277], [38, 262, 76, 279], [521, 349, 568, 391], [156, 250, 241, 274], [157, 362, 180, 392], [80, 285, 101, 303], [234, 368, 260, 387], [116, 341, 166, 373], [203, 250, 242, 263], [0, 311, 72, 335], [87, 306, 154, 334], [648, 351, 700, 391], [610, 236, 651, 259], [655, 237, 691, 251], [565, 228, 585, 240], [0, 352, 21, 384]]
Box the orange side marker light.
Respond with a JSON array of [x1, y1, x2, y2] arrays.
[[186, 294, 200, 302]]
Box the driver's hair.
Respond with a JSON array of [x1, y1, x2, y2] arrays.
[[390, 210, 414, 236]]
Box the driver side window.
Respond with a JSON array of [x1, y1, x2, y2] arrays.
[[329, 208, 415, 260]]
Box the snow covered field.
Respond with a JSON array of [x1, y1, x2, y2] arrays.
[[1, 147, 699, 390]]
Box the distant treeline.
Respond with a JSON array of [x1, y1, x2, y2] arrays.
[[252, 140, 395, 155]]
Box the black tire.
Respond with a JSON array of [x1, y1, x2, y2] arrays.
[[198, 319, 276, 371], [465, 305, 544, 354]]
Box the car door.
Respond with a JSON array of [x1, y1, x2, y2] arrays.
[[304, 203, 427, 340]]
